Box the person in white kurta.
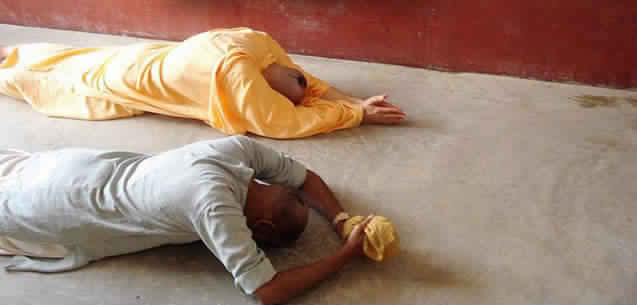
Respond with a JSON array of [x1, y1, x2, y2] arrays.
[[0, 136, 374, 305]]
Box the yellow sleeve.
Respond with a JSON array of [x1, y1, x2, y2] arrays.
[[208, 55, 363, 139]]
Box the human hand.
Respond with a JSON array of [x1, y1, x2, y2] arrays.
[[342, 215, 374, 259], [362, 95, 407, 125]]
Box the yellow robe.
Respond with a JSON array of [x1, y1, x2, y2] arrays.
[[0, 28, 363, 139]]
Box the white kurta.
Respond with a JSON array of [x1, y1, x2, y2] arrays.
[[0, 136, 307, 294]]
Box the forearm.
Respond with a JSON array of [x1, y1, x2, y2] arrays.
[[254, 248, 350, 305], [321, 87, 363, 104], [301, 170, 345, 223]]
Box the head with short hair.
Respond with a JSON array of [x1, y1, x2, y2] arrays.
[[262, 63, 307, 105], [244, 182, 309, 248]]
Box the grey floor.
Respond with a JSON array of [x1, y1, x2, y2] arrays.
[[1, 24, 636, 305]]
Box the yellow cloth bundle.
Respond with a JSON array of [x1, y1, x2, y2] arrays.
[[342, 216, 399, 262]]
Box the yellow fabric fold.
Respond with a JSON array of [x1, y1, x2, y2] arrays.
[[342, 216, 399, 262], [0, 28, 363, 138], [0, 44, 143, 120]]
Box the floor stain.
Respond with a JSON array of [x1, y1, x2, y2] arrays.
[[585, 136, 619, 148], [625, 96, 637, 107], [571, 95, 637, 108], [585, 136, 629, 152], [571, 95, 619, 108]]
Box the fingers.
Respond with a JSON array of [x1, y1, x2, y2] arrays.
[[352, 215, 375, 236], [377, 107, 406, 115], [363, 94, 408, 125], [366, 95, 386, 104], [379, 102, 404, 112], [379, 115, 406, 124], [370, 99, 406, 116], [365, 113, 406, 125], [358, 215, 375, 230], [361, 215, 374, 227], [377, 109, 407, 122]]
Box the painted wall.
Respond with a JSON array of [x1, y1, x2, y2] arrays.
[[1, 0, 635, 88]]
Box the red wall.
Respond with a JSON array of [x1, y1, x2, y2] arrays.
[[1, 0, 636, 88]]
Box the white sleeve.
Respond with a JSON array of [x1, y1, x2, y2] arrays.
[[233, 136, 307, 188], [192, 186, 276, 294]]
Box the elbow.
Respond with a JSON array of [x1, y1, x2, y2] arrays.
[[254, 290, 278, 305], [305, 170, 322, 185], [257, 298, 276, 305], [253, 279, 280, 305], [254, 296, 271, 305], [253, 271, 298, 305]]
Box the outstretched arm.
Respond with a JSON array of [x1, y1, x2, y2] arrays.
[[300, 170, 348, 236], [254, 216, 373, 305], [211, 57, 364, 138], [234, 137, 349, 234], [322, 88, 407, 125], [321, 86, 364, 104], [231, 137, 375, 304], [263, 33, 407, 127]]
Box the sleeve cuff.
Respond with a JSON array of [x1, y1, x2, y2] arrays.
[[234, 256, 277, 295], [310, 79, 330, 98], [351, 102, 364, 127], [288, 159, 308, 189]]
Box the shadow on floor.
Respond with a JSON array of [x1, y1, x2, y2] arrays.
[[378, 248, 479, 289]]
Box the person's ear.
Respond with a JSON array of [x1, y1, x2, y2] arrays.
[[251, 219, 277, 242]]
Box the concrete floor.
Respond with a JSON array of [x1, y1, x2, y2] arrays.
[[1, 24, 636, 305]]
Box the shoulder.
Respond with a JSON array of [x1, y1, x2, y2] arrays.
[[188, 178, 242, 218], [176, 136, 254, 156]]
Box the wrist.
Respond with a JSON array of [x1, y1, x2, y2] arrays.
[[337, 246, 356, 262], [334, 220, 346, 240], [332, 212, 350, 236], [350, 97, 364, 104], [361, 106, 371, 124]]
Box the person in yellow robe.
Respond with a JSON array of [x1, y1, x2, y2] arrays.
[[0, 28, 406, 139]]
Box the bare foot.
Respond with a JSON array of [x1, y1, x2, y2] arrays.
[[0, 45, 13, 63], [0, 46, 7, 62]]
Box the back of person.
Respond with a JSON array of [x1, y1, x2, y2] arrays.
[[0, 28, 298, 124], [0, 143, 222, 261], [1, 28, 403, 139], [1, 148, 173, 245], [0, 137, 290, 268]]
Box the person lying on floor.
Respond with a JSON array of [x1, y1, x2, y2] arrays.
[[0, 28, 406, 139], [0, 136, 375, 305]]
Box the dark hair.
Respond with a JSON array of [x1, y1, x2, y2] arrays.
[[296, 75, 307, 89]]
